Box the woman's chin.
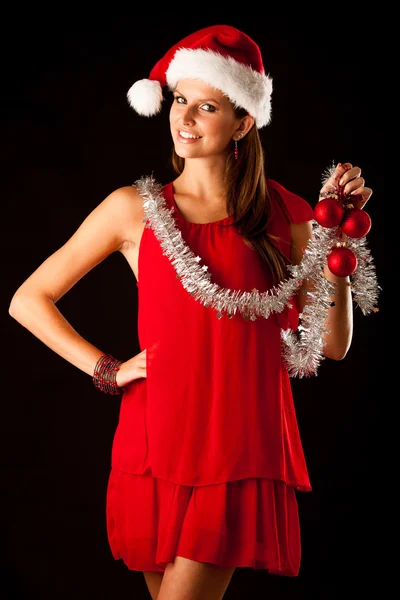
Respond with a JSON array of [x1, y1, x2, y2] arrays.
[[174, 146, 201, 159]]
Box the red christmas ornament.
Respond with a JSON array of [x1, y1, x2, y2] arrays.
[[314, 197, 345, 228], [341, 208, 372, 238], [327, 246, 358, 277]]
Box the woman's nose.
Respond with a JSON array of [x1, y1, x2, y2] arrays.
[[181, 106, 195, 125]]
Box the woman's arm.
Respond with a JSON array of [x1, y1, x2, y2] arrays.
[[290, 163, 373, 361], [9, 185, 144, 379]]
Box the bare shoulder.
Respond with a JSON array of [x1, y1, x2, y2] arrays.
[[104, 185, 145, 247], [106, 184, 142, 207]]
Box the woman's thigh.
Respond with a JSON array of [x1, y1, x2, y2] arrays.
[[143, 571, 164, 600], [158, 556, 235, 600]]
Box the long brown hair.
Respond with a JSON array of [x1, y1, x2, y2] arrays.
[[171, 107, 290, 285]]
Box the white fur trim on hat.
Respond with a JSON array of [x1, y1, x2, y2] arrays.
[[166, 48, 273, 128], [127, 79, 163, 116]]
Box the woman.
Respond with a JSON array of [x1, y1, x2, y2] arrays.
[[9, 25, 375, 600]]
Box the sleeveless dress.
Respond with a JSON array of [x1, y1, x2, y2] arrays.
[[105, 178, 315, 576]]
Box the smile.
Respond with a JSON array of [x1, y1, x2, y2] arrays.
[[177, 130, 202, 143]]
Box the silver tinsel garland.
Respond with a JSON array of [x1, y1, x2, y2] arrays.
[[135, 175, 379, 377], [319, 161, 381, 316]]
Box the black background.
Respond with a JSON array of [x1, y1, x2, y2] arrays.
[[2, 13, 384, 599]]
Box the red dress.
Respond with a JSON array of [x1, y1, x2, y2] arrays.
[[106, 178, 314, 575]]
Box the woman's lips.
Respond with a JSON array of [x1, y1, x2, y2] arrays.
[[177, 131, 202, 144]]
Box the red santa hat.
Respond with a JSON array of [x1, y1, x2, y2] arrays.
[[127, 24, 273, 128]]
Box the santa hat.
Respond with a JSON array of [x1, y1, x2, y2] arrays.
[[127, 24, 273, 128]]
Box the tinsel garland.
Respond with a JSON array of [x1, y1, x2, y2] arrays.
[[319, 162, 380, 315], [135, 175, 379, 377], [346, 236, 380, 314]]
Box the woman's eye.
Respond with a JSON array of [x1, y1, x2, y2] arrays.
[[201, 103, 216, 112], [173, 97, 216, 112]]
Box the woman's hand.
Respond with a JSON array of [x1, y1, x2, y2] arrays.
[[319, 162, 373, 242], [116, 349, 147, 387], [320, 162, 373, 209]]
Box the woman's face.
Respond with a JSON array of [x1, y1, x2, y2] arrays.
[[169, 79, 243, 161]]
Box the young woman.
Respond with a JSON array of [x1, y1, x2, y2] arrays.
[[9, 25, 375, 600]]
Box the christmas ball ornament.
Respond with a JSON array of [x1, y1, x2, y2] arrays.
[[327, 246, 358, 277], [341, 208, 372, 238], [314, 197, 345, 228]]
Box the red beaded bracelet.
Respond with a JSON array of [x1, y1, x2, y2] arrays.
[[93, 353, 125, 395]]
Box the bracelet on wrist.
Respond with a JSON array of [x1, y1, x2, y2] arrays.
[[93, 353, 125, 395]]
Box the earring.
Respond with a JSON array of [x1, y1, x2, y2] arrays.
[[234, 133, 244, 160], [234, 139, 238, 160]]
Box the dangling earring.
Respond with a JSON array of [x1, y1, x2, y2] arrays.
[[234, 133, 244, 160]]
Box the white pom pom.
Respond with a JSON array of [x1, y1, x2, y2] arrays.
[[127, 79, 163, 116]]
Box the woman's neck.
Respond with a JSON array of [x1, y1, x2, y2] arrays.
[[173, 160, 227, 204]]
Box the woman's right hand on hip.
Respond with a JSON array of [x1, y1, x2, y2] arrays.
[[116, 349, 147, 387]]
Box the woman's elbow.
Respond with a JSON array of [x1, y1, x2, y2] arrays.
[[324, 350, 348, 361], [9, 289, 46, 320], [323, 344, 350, 361], [9, 292, 23, 318], [323, 327, 353, 361]]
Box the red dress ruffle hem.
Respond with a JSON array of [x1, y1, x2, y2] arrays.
[[106, 467, 301, 576]]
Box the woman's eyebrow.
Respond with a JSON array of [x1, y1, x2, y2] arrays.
[[174, 90, 221, 105]]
